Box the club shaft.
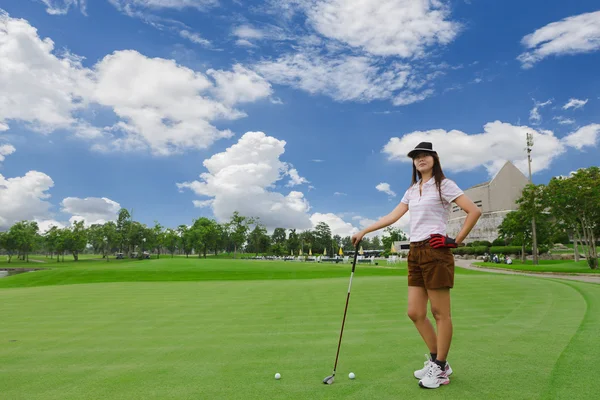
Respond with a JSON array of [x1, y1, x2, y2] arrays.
[[331, 245, 360, 374]]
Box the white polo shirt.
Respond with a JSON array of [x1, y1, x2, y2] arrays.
[[400, 178, 464, 242]]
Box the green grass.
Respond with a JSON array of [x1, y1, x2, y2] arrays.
[[1, 258, 599, 399], [473, 259, 600, 274], [551, 244, 600, 254]]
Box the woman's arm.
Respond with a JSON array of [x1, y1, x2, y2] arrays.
[[452, 194, 482, 244]]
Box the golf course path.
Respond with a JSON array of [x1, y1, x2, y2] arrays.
[[454, 259, 600, 284]]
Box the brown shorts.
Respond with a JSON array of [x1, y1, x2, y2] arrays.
[[407, 239, 455, 289]]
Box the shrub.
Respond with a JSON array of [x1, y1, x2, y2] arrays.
[[492, 238, 506, 246], [452, 246, 488, 256], [489, 246, 525, 255]]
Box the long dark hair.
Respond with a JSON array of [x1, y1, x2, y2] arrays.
[[410, 152, 446, 203]]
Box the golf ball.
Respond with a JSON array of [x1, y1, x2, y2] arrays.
[[349, 372, 355, 379], [275, 373, 281, 380]]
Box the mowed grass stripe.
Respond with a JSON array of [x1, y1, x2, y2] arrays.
[[0, 257, 488, 289], [1, 269, 596, 400]]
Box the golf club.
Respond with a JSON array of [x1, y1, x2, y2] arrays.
[[323, 241, 361, 385]]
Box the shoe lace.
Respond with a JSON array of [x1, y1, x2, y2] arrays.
[[426, 363, 442, 378]]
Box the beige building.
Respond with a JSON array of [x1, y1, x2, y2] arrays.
[[446, 161, 529, 243]]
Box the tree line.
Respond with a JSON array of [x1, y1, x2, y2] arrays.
[[497, 166, 599, 269], [0, 209, 407, 263]]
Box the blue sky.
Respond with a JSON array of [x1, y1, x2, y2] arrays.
[[0, 0, 599, 237]]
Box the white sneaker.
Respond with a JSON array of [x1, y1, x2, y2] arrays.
[[413, 354, 435, 379], [413, 354, 453, 380], [419, 362, 450, 389]]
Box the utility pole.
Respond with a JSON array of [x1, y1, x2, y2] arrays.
[[526, 133, 539, 265]]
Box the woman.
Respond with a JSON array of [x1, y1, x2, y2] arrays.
[[351, 141, 481, 389]]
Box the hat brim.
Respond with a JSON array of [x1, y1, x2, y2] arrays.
[[407, 148, 437, 158]]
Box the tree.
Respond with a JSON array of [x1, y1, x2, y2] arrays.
[[0, 230, 18, 263], [332, 234, 342, 255], [498, 208, 556, 262], [314, 222, 332, 254], [228, 211, 251, 258], [191, 218, 219, 258], [213, 223, 227, 255], [87, 224, 106, 256], [546, 167, 600, 269], [341, 236, 353, 251], [381, 226, 407, 251], [371, 236, 382, 249], [164, 228, 179, 258], [64, 220, 88, 261], [498, 210, 528, 261], [116, 208, 132, 255], [247, 222, 270, 255], [177, 225, 193, 257], [151, 222, 164, 259], [361, 236, 372, 250], [272, 228, 287, 245], [44, 226, 62, 260], [299, 229, 315, 253], [8, 221, 39, 262], [287, 229, 300, 254], [102, 222, 118, 261]]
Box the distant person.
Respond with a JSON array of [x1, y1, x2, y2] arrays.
[[351, 142, 481, 389]]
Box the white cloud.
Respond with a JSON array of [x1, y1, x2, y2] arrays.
[[108, 0, 218, 11], [382, 121, 568, 177], [310, 213, 359, 238], [254, 1, 459, 107], [233, 25, 265, 40], [0, 11, 92, 134], [562, 124, 600, 150], [553, 116, 575, 125], [179, 30, 211, 46], [35, 219, 66, 234], [176, 131, 313, 231], [0, 171, 54, 230], [518, 11, 600, 68], [0, 144, 16, 163], [193, 199, 213, 208], [60, 197, 121, 226], [306, 0, 461, 57], [235, 39, 256, 47], [394, 89, 435, 106], [376, 182, 397, 197], [529, 99, 552, 124], [255, 52, 429, 104], [39, 0, 87, 15], [0, 12, 273, 156], [286, 168, 309, 187], [562, 98, 588, 110], [334, 192, 347, 196], [206, 64, 273, 106]]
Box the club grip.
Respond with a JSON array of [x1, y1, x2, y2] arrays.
[[351, 241, 361, 272]]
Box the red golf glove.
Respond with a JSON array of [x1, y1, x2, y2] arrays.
[[429, 234, 458, 249]]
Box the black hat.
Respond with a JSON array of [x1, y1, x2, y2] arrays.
[[407, 142, 437, 158]]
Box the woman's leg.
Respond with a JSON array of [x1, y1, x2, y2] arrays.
[[407, 286, 437, 353], [426, 288, 452, 362]]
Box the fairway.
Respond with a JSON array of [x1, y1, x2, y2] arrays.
[[1, 258, 599, 399]]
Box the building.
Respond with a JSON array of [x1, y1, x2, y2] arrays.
[[446, 161, 529, 243]]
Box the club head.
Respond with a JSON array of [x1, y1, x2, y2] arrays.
[[323, 375, 334, 385]]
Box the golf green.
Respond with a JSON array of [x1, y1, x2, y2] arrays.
[[1, 258, 598, 399]]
